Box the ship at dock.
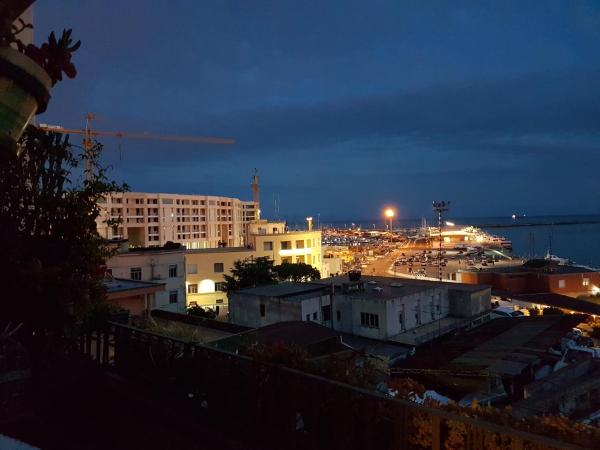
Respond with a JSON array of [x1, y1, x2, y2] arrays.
[[429, 225, 512, 250]]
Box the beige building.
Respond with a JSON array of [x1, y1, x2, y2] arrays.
[[97, 192, 258, 249], [185, 220, 322, 313]]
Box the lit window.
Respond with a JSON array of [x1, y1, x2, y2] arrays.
[[187, 284, 198, 294], [215, 282, 226, 292], [558, 279, 566, 289], [583, 278, 590, 287]]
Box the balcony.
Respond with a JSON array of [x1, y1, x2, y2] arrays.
[[73, 323, 585, 450]]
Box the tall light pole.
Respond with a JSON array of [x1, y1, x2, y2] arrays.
[[432, 201, 450, 282], [384, 208, 395, 232]]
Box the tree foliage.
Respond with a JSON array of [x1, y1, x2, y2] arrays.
[[223, 256, 278, 292], [224, 257, 321, 292], [0, 125, 127, 335], [273, 262, 320, 282]]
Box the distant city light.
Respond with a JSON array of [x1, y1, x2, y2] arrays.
[[445, 221, 455, 226], [511, 214, 516, 220]]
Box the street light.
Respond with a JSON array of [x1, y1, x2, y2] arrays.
[[384, 208, 395, 231], [432, 201, 450, 282]]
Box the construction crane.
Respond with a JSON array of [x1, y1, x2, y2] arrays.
[[38, 113, 235, 180]]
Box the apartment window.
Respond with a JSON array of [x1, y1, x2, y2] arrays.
[[187, 264, 198, 274], [281, 257, 292, 264], [296, 240, 305, 249], [281, 241, 291, 250], [313, 312, 318, 320], [215, 282, 226, 292], [296, 255, 305, 264], [169, 290, 178, 304], [306, 314, 310, 321], [130, 267, 142, 281], [187, 284, 198, 294], [216, 299, 224, 304], [322, 305, 331, 321], [360, 312, 379, 329], [162, 199, 173, 204], [558, 279, 566, 289], [214, 263, 224, 273], [263, 241, 273, 251], [168, 264, 177, 278], [260, 304, 265, 317], [307, 239, 312, 248], [583, 278, 590, 287], [336, 310, 341, 321]]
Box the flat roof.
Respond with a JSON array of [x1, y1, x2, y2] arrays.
[[466, 263, 597, 275], [494, 290, 600, 315], [236, 282, 326, 299], [104, 277, 165, 294], [186, 246, 254, 254], [315, 276, 488, 300]]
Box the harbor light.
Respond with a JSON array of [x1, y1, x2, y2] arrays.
[[445, 221, 455, 227], [384, 208, 395, 231]]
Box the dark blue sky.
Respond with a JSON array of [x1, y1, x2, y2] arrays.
[[36, 1, 600, 221]]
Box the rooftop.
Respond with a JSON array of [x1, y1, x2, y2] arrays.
[[494, 290, 600, 315], [104, 277, 165, 294], [186, 246, 254, 254], [465, 260, 597, 275], [236, 282, 325, 299]]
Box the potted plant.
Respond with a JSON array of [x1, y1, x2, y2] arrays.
[[0, 4, 80, 147]]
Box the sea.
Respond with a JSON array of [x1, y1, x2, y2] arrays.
[[292, 215, 600, 269]]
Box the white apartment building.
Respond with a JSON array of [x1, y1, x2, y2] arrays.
[[97, 192, 258, 249], [105, 245, 187, 314]]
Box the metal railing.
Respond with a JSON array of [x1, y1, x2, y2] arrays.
[[77, 322, 587, 450]]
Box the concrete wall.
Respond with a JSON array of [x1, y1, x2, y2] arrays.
[[228, 293, 330, 328], [448, 288, 491, 318], [106, 250, 186, 313], [331, 286, 448, 340]]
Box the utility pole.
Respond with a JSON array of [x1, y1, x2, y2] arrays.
[[433, 201, 450, 282]]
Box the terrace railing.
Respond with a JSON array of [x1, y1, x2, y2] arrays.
[[78, 322, 586, 450]]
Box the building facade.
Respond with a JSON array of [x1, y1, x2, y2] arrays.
[[97, 192, 258, 249], [458, 260, 600, 298], [185, 220, 323, 313], [105, 245, 187, 314], [228, 275, 491, 344]]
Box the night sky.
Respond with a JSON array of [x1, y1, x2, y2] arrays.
[[36, 1, 600, 221]]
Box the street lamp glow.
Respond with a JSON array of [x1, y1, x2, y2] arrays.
[[384, 208, 395, 218]]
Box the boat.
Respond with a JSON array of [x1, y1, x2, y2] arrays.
[[544, 250, 571, 266]]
